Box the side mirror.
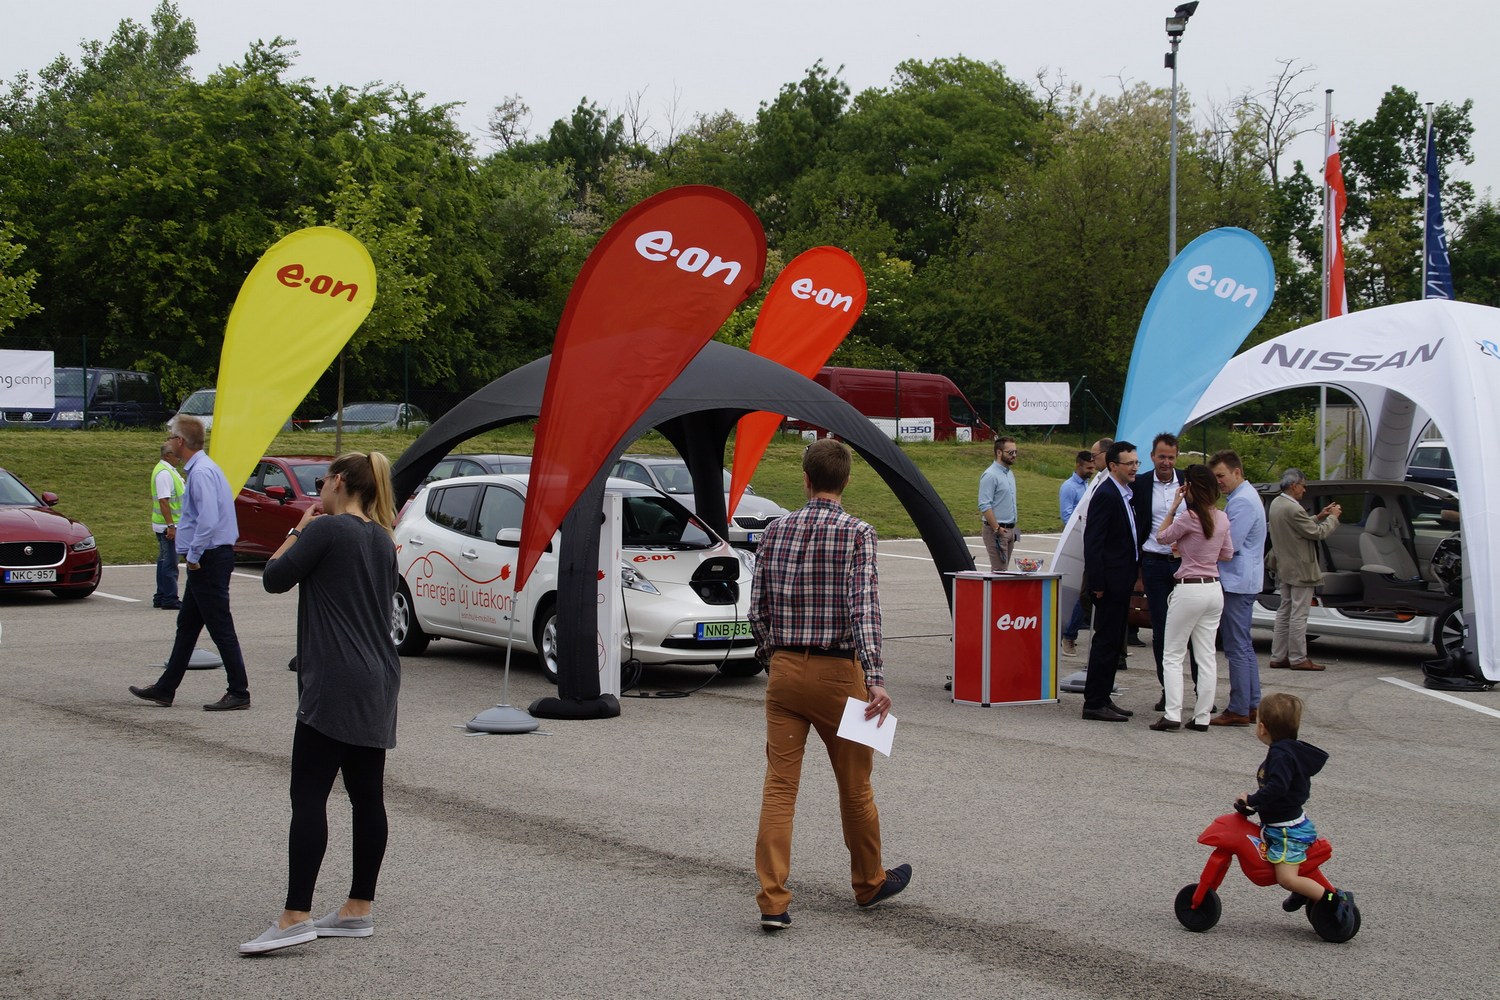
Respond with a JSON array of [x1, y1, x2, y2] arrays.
[[265, 485, 290, 504], [495, 527, 551, 553], [41, 491, 59, 506]]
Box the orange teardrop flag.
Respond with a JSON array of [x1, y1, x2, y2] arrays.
[[515, 186, 766, 592], [727, 247, 867, 514], [212, 227, 377, 491]]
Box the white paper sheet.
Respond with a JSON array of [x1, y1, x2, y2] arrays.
[[837, 697, 897, 757]]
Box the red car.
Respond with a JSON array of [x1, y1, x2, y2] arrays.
[[233, 456, 330, 558], [0, 468, 101, 598]]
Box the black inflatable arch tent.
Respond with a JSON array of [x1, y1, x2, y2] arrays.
[[392, 342, 975, 717]]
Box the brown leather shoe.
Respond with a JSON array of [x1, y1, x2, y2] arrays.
[[1248, 708, 1258, 723], [1210, 710, 1253, 727], [1289, 659, 1326, 671], [1268, 659, 1291, 669]]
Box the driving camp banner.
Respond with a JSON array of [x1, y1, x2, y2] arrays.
[[213, 227, 377, 492], [728, 246, 867, 516], [515, 186, 766, 593]]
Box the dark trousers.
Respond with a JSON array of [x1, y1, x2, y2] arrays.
[[1083, 586, 1131, 709], [154, 545, 248, 697], [153, 530, 179, 608], [286, 721, 389, 912], [1142, 555, 1197, 688]]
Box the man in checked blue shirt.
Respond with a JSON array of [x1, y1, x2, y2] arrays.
[[748, 439, 910, 932], [130, 415, 252, 711]]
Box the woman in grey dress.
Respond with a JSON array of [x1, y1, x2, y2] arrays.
[[240, 451, 400, 955]]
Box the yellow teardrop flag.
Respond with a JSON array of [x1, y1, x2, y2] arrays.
[[211, 227, 377, 491]]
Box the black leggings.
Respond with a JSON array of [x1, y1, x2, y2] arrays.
[[286, 720, 388, 912]]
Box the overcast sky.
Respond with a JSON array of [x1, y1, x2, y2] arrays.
[[7, 1, 1497, 203]]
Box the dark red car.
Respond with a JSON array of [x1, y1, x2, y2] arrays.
[[0, 468, 101, 598], [233, 456, 330, 558]]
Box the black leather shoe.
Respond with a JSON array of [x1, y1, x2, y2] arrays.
[[1128, 633, 1147, 647], [204, 693, 250, 711], [1081, 706, 1129, 722], [1184, 721, 1209, 731], [1107, 701, 1135, 717], [1154, 695, 1166, 712], [858, 863, 912, 908], [128, 684, 172, 707], [1148, 716, 1182, 731]]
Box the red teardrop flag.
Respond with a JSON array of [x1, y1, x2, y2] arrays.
[[516, 186, 766, 592], [728, 246, 867, 514]]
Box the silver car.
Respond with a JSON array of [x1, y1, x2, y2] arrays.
[[611, 454, 789, 548]]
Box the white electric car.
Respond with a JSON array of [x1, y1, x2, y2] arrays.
[[391, 474, 760, 680]]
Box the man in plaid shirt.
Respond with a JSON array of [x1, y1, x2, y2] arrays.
[[748, 438, 911, 932]]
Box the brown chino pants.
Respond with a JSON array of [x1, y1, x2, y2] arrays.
[[755, 649, 886, 914]]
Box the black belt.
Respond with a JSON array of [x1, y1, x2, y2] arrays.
[[1179, 577, 1218, 584], [1142, 552, 1180, 561], [776, 645, 855, 660], [994, 521, 1016, 529]]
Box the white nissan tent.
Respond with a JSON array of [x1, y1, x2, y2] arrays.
[[1182, 299, 1500, 682]]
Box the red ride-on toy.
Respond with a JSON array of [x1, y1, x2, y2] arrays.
[[1174, 804, 1361, 942]]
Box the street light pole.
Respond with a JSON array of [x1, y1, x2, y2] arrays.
[[1164, 2, 1198, 263]]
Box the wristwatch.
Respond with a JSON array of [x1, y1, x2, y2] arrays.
[[287, 528, 302, 538]]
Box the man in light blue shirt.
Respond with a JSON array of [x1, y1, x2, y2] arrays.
[[1058, 450, 1094, 654], [130, 415, 251, 711], [978, 437, 1019, 571], [1208, 450, 1266, 726]]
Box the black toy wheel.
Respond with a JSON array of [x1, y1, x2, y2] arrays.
[[1308, 892, 1361, 943], [1174, 884, 1221, 932]]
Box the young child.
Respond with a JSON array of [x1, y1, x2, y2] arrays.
[[1236, 692, 1350, 910]]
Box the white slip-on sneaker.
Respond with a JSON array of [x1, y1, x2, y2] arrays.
[[313, 909, 374, 938], [239, 919, 317, 955]]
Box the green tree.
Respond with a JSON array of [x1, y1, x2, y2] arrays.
[[1339, 86, 1474, 306], [0, 223, 42, 333], [1450, 200, 1500, 306]]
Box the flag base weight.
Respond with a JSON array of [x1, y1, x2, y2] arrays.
[[465, 704, 540, 734]]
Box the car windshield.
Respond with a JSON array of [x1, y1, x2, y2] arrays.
[[180, 390, 214, 415], [53, 369, 88, 396], [290, 463, 330, 493], [0, 470, 43, 506], [651, 461, 733, 494], [338, 403, 399, 422], [621, 494, 714, 548], [1411, 446, 1451, 470]]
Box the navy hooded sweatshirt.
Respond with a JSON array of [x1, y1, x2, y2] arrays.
[[1246, 737, 1329, 825]]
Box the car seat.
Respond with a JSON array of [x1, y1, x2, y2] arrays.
[[1358, 507, 1420, 580]]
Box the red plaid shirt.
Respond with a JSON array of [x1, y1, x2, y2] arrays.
[[749, 497, 884, 688]]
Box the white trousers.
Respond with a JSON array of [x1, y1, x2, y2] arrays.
[[1162, 582, 1223, 725]]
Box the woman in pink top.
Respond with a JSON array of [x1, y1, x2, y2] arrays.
[[1150, 464, 1234, 732]]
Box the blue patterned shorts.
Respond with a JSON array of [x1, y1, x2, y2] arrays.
[[1259, 816, 1318, 865]]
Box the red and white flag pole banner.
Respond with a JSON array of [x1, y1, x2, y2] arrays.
[[515, 186, 766, 593], [727, 247, 868, 515]]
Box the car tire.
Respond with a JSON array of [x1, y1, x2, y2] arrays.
[[533, 599, 560, 685], [392, 581, 430, 655], [1435, 600, 1466, 660]]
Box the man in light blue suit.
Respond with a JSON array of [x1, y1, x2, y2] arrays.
[[1209, 450, 1267, 726]]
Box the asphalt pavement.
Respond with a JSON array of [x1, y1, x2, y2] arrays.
[[1, 535, 1497, 1000]]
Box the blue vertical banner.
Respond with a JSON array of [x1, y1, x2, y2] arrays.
[[1424, 122, 1455, 300], [1115, 227, 1275, 448]]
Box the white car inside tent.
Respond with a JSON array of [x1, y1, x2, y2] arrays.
[[1182, 299, 1500, 681]]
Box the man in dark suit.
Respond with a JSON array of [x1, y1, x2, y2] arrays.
[[1132, 432, 1193, 709], [1081, 441, 1141, 722]]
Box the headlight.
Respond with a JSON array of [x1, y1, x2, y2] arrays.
[[620, 564, 660, 594], [737, 547, 756, 576], [71, 535, 97, 552]]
